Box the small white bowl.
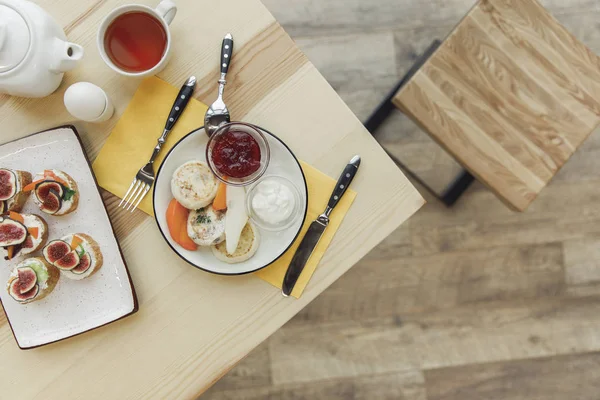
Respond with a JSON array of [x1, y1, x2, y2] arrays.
[[246, 175, 304, 232]]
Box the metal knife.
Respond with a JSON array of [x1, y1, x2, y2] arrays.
[[282, 155, 361, 297]]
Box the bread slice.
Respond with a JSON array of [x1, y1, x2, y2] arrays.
[[60, 233, 103, 280], [0, 214, 49, 260], [5, 170, 32, 213], [20, 214, 48, 256], [32, 170, 79, 216], [56, 170, 79, 216], [6, 257, 59, 304], [212, 222, 260, 264], [33, 257, 60, 302], [77, 233, 103, 276]]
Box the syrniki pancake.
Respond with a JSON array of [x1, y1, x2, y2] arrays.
[[212, 222, 260, 264], [187, 205, 226, 246], [171, 161, 219, 210]]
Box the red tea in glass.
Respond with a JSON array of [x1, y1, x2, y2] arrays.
[[104, 12, 167, 73]]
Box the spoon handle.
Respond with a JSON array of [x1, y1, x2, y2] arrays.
[[221, 33, 234, 75]]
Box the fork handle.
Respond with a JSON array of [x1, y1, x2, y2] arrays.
[[148, 129, 169, 164], [165, 76, 197, 131], [148, 76, 197, 164]]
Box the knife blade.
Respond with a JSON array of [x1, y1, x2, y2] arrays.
[[282, 155, 361, 297]]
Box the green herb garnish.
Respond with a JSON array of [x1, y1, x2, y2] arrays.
[[76, 245, 85, 258], [195, 209, 211, 224], [62, 187, 76, 201]]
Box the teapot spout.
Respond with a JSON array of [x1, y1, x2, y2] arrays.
[[50, 39, 84, 73]]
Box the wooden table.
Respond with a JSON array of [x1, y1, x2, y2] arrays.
[[0, 0, 424, 398]]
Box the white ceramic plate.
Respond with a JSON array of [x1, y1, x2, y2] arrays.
[[153, 126, 308, 275], [0, 126, 138, 349]]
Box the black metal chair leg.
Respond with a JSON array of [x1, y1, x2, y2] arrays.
[[364, 40, 442, 134], [363, 39, 475, 206]]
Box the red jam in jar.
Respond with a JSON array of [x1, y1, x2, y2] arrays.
[[212, 130, 261, 178]]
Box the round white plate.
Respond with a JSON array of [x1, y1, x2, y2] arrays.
[[153, 126, 308, 275]]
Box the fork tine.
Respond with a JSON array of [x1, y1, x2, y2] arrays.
[[122, 180, 141, 210], [126, 182, 145, 211], [131, 184, 150, 212], [119, 178, 137, 207]]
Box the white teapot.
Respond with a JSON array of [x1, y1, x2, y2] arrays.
[[0, 0, 84, 97]]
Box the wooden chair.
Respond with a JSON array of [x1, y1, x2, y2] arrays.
[[366, 0, 600, 211]]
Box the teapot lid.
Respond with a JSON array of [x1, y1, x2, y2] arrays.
[[0, 5, 31, 73]]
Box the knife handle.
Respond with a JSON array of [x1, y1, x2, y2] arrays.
[[327, 155, 361, 211]]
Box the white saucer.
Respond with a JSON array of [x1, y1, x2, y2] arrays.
[[153, 126, 308, 275]]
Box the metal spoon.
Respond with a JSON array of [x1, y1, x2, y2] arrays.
[[204, 33, 234, 137]]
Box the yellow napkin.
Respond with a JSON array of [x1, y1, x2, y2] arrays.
[[93, 77, 209, 215], [93, 77, 356, 298]]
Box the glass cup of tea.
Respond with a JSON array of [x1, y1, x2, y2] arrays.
[[97, 0, 177, 77]]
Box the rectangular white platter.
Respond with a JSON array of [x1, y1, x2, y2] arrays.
[[0, 126, 138, 349]]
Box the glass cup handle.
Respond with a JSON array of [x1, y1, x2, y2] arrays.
[[155, 0, 177, 25]]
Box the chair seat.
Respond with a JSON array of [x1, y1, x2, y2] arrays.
[[393, 0, 600, 211]]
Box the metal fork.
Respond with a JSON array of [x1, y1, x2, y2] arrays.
[[119, 76, 197, 212]]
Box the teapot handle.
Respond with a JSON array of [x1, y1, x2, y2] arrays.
[[50, 40, 84, 74]]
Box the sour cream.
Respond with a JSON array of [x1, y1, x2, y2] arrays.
[[250, 179, 296, 226]]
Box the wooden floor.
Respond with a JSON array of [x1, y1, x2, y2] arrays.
[[201, 0, 600, 398]]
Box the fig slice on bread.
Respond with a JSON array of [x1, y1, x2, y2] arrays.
[[31, 170, 79, 216], [60, 233, 104, 280], [34, 181, 64, 203], [2, 169, 32, 213], [39, 188, 62, 215], [0, 169, 17, 201], [0, 217, 27, 247], [10, 235, 34, 260], [17, 267, 37, 294], [71, 252, 91, 274], [54, 250, 80, 271], [43, 240, 71, 264], [7, 257, 60, 304], [9, 279, 38, 303], [1, 213, 48, 260]]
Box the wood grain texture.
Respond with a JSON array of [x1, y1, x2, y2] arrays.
[[261, 0, 598, 37], [425, 352, 600, 400], [207, 342, 272, 392], [269, 296, 600, 385], [0, 0, 423, 399], [563, 236, 600, 285], [287, 243, 563, 325], [204, 370, 426, 400], [393, 0, 600, 211], [410, 180, 600, 256]]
